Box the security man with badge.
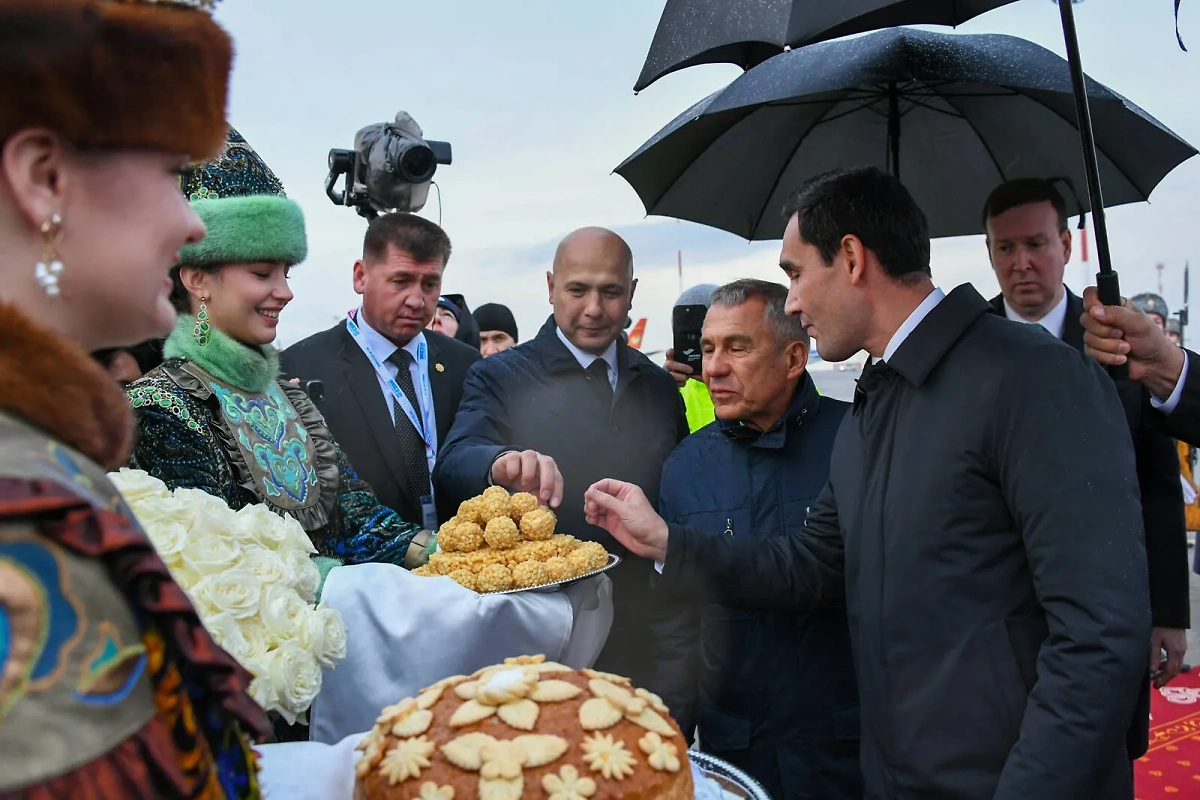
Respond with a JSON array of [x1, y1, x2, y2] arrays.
[[282, 212, 481, 535]]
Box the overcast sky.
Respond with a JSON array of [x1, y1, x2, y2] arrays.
[[211, 0, 1200, 353]]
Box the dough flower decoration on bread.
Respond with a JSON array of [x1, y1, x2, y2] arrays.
[[579, 733, 638, 780], [450, 657, 584, 731], [637, 732, 682, 773], [416, 783, 455, 800], [542, 764, 597, 800], [441, 732, 570, 800], [578, 677, 676, 737]]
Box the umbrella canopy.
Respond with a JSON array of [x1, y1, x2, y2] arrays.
[[616, 28, 1196, 240], [634, 0, 1018, 92]]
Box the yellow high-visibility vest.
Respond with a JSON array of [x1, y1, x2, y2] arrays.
[[680, 379, 716, 434]]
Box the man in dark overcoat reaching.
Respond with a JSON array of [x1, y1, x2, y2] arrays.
[[583, 167, 1152, 800]]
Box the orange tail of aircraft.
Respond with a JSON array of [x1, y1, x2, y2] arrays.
[[627, 318, 648, 350]]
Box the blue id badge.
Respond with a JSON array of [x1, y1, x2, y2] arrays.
[[421, 495, 438, 531]]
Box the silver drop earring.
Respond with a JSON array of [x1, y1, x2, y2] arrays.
[[35, 213, 64, 296]]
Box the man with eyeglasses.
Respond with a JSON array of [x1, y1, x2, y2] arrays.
[[649, 279, 859, 800]]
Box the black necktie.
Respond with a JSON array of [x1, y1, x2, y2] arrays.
[[387, 348, 431, 501], [586, 358, 614, 408], [853, 358, 895, 413]]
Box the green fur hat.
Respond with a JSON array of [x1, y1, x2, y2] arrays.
[[180, 195, 307, 267], [177, 127, 307, 268]]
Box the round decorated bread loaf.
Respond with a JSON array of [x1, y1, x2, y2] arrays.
[[353, 655, 694, 800]]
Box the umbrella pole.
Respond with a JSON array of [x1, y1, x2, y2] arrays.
[[1057, 0, 1127, 377], [888, 82, 900, 179]]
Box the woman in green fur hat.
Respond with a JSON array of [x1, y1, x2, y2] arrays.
[[127, 130, 431, 572]]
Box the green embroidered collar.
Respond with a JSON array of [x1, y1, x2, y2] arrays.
[[164, 315, 280, 393]]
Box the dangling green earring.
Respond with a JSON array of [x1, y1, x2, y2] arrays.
[[194, 300, 211, 346]]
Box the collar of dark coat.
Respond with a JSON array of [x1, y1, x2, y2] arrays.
[[532, 315, 651, 378], [718, 371, 820, 449], [0, 302, 133, 469], [986, 286, 1084, 352], [887, 284, 992, 387]]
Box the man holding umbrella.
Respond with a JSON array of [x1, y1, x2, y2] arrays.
[[586, 167, 1150, 800], [982, 179, 1189, 700]]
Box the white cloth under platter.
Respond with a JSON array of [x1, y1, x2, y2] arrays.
[[309, 562, 614, 744]]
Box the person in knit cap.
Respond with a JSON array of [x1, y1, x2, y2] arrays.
[[665, 283, 720, 432], [429, 296, 463, 338], [0, 0, 267, 796], [474, 302, 520, 356]]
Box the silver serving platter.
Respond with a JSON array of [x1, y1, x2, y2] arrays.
[[690, 750, 774, 800], [482, 552, 622, 596]]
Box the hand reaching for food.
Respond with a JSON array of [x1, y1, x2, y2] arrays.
[[490, 449, 564, 508]]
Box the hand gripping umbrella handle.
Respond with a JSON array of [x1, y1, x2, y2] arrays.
[[1096, 270, 1130, 381]]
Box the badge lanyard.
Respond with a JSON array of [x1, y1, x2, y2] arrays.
[[346, 310, 438, 525]]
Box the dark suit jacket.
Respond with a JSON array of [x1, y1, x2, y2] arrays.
[[280, 322, 480, 527], [1150, 347, 1200, 446], [990, 292, 1189, 630], [433, 316, 689, 687], [661, 285, 1149, 800]]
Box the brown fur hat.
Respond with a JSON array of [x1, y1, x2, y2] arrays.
[[0, 0, 233, 161]]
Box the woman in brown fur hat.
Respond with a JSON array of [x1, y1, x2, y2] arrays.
[[0, 1, 268, 797]]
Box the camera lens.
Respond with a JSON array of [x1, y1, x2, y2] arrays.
[[398, 145, 436, 183]]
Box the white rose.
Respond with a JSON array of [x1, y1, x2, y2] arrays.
[[243, 657, 279, 713], [281, 549, 321, 603], [240, 620, 273, 661], [181, 530, 242, 577], [259, 583, 310, 646], [188, 497, 240, 542], [132, 494, 199, 531], [260, 641, 323, 723], [241, 548, 295, 588], [190, 568, 261, 620], [300, 604, 348, 670], [204, 611, 251, 663], [278, 514, 317, 555], [109, 468, 169, 505], [235, 504, 293, 551], [143, 520, 188, 566]]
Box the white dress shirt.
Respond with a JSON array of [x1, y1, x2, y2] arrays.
[[354, 308, 437, 438], [556, 327, 619, 389], [1001, 288, 1068, 340], [1153, 350, 1190, 413], [881, 286, 947, 362]]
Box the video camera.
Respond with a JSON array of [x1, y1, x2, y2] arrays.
[[325, 111, 452, 220]]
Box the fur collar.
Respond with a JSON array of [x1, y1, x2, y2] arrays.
[[0, 302, 132, 469], [164, 315, 279, 393]]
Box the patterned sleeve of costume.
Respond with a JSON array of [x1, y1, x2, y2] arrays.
[[127, 377, 230, 501], [0, 478, 267, 799], [282, 383, 424, 568], [333, 448, 423, 566]]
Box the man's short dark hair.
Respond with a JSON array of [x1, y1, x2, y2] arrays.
[[982, 178, 1069, 233], [363, 212, 452, 265], [710, 279, 809, 349], [781, 167, 931, 281]]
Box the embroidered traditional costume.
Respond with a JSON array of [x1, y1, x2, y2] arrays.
[[0, 1, 269, 795], [128, 132, 429, 568]]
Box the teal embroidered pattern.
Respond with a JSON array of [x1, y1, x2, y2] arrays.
[[128, 386, 202, 433], [213, 383, 316, 503], [214, 382, 297, 449]]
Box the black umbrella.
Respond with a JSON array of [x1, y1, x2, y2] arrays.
[[634, 0, 1015, 92], [635, 0, 1191, 375], [616, 28, 1195, 240]]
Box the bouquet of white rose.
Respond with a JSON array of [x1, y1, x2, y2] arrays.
[[109, 468, 348, 724]]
